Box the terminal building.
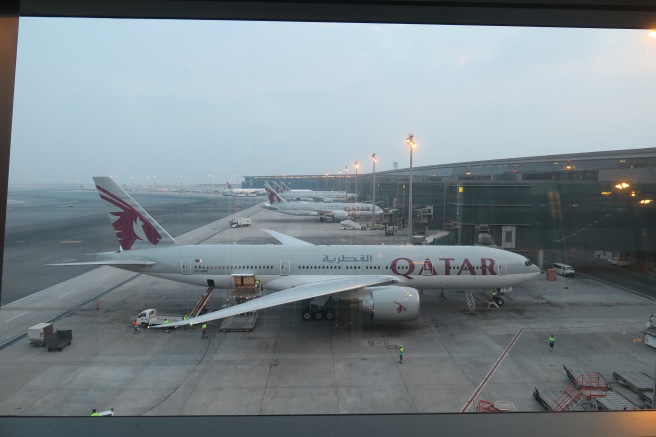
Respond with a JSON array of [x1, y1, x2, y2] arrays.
[[246, 147, 656, 268]]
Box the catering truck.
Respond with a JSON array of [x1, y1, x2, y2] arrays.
[[27, 323, 55, 347]]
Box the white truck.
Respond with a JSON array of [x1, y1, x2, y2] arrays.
[[135, 309, 183, 328], [340, 220, 361, 230], [229, 218, 251, 228], [27, 322, 55, 347]]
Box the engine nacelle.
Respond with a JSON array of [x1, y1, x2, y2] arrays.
[[361, 286, 420, 322], [332, 210, 348, 220]]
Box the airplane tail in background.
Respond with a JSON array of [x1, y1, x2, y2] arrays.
[[269, 181, 283, 193], [93, 176, 176, 251], [277, 181, 291, 192], [226, 181, 233, 189], [264, 182, 286, 204]]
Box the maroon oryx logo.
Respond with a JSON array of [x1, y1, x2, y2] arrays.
[[394, 301, 407, 313], [96, 184, 162, 250]]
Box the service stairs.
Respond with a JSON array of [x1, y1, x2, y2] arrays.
[[464, 291, 477, 315], [534, 366, 610, 411], [189, 287, 214, 317]]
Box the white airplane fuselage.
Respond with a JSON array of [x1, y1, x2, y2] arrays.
[[97, 243, 539, 291], [262, 201, 382, 218]]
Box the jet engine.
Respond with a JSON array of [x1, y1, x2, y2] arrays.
[[361, 286, 420, 322], [331, 211, 349, 220]]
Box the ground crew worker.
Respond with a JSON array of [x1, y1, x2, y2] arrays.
[[399, 345, 404, 363], [164, 318, 170, 333], [492, 289, 497, 301], [549, 334, 555, 351], [90, 409, 99, 416], [201, 323, 208, 339], [256, 279, 262, 291], [132, 320, 140, 334], [183, 314, 189, 329]]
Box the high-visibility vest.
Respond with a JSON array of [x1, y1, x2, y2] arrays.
[[399, 346, 404, 353], [202, 324, 207, 330], [90, 412, 99, 416]]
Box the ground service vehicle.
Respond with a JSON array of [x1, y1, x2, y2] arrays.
[[45, 330, 73, 352], [136, 309, 183, 328], [229, 218, 251, 227], [27, 323, 55, 347], [609, 258, 631, 266], [553, 263, 575, 277]]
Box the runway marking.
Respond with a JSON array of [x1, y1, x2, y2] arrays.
[[461, 328, 524, 412], [4, 312, 27, 323], [94, 275, 107, 281], [59, 240, 83, 244], [59, 290, 76, 298]]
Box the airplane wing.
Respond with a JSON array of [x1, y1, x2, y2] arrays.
[[261, 229, 314, 246], [48, 260, 157, 266], [156, 275, 398, 328]]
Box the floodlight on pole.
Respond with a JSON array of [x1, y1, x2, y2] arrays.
[[406, 133, 416, 244], [371, 153, 377, 226], [354, 161, 359, 201]]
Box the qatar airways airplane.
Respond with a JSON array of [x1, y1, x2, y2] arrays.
[[262, 182, 382, 222], [270, 181, 356, 202], [222, 181, 266, 197], [54, 176, 540, 328]]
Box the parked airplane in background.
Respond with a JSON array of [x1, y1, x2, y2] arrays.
[[263, 182, 382, 222], [222, 182, 266, 197], [53, 176, 540, 328], [270, 180, 356, 202]]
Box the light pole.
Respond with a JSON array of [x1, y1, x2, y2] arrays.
[[146, 176, 150, 191], [345, 166, 349, 194], [371, 153, 377, 226], [338, 169, 341, 191], [406, 133, 416, 244], [354, 161, 359, 201], [209, 174, 212, 194], [180, 176, 183, 193], [153, 176, 157, 190]]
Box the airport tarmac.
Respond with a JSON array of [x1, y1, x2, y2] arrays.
[[0, 202, 655, 416]]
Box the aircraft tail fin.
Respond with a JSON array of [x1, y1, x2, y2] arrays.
[[269, 181, 282, 193], [93, 176, 176, 251], [278, 181, 291, 192], [264, 182, 286, 204], [226, 181, 233, 189]]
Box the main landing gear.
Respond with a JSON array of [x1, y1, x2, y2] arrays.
[[302, 296, 337, 321]]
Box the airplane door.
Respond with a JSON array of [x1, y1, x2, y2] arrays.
[[181, 260, 191, 275], [497, 259, 507, 276], [280, 260, 291, 276]]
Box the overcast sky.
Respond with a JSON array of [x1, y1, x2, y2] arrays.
[[9, 18, 656, 186]]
